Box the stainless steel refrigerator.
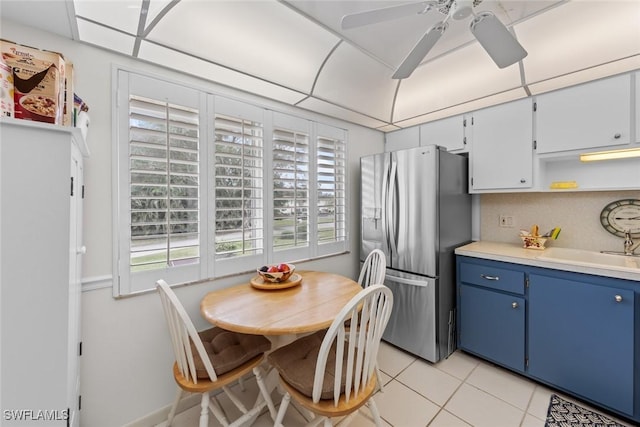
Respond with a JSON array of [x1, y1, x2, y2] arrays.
[[360, 145, 471, 363]]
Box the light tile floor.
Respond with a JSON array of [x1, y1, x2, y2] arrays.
[[164, 341, 634, 427]]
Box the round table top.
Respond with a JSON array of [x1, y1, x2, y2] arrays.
[[200, 270, 362, 336]]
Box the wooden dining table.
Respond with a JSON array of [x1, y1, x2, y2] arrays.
[[200, 270, 363, 336], [200, 270, 363, 421]]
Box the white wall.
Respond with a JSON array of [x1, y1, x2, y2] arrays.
[[0, 20, 385, 426]]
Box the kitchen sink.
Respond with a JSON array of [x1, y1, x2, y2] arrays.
[[537, 247, 640, 271]]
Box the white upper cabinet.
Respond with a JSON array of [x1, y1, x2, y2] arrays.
[[419, 114, 469, 152], [385, 126, 419, 152], [470, 98, 534, 192], [535, 74, 632, 154]]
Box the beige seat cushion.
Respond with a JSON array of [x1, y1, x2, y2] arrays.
[[194, 327, 270, 378], [268, 330, 347, 400]]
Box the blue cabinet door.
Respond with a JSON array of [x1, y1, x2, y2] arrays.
[[459, 284, 526, 371], [528, 274, 634, 416]]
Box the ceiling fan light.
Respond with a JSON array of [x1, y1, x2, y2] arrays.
[[451, 0, 473, 20], [470, 12, 528, 68], [392, 22, 447, 79]]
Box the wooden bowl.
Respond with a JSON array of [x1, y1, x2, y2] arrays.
[[257, 264, 295, 282]]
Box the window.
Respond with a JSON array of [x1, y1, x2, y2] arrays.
[[213, 114, 264, 258], [115, 72, 204, 295], [114, 71, 347, 296], [129, 96, 200, 272], [272, 113, 310, 255], [316, 124, 347, 256]]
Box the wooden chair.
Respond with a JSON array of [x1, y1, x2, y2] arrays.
[[357, 249, 387, 391], [358, 249, 386, 288], [156, 280, 276, 427], [268, 284, 393, 427]]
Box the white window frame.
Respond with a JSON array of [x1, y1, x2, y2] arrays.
[[113, 69, 348, 296]]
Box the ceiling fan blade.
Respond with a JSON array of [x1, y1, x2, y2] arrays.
[[393, 22, 447, 79], [341, 1, 436, 30], [469, 12, 527, 68]]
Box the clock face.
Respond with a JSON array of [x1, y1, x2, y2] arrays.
[[600, 199, 640, 237]]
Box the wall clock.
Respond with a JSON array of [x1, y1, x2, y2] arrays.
[[600, 199, 640, 237]]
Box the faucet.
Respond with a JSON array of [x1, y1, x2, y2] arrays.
[[623, 230, 640, 255]]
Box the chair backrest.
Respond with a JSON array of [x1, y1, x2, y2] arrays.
[[358, 249, 386, 288], [156, 280, 218, 384], [312, 284, 393, 404]]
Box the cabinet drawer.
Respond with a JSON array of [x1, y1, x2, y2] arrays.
[[459, 261, 525, 295]]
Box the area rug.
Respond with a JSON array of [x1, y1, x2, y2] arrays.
[[545, 394, 627, 427]]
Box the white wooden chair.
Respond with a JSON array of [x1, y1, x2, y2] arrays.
[[268, 284, 393, 427], [357, 249, 387, 391], [358, 249, 386, 288], [156, 280, 276, 427]]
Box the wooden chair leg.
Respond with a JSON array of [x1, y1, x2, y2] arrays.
[[375, 366, 384, 392], [208, 393, 230, 426], [199, 392, 210, 427], [366, 399, 384, 427], [166, 387, 183, 427], [253, 366, 277, 419], [274, 392, 291, 427]]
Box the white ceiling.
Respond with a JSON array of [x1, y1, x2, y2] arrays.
[[1, 0, 639, 131]]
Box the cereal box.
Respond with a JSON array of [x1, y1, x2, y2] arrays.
[[0, 59, 13, 118], [63, 61, 74, 126], [1, 39, 66, 125]]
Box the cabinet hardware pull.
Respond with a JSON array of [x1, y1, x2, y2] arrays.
[[480, 274, 499, 281], [512, 302, 518, 309], [613, 133, 621, 139], [615, 295, 623, 302]]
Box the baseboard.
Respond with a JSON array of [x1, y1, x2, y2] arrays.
[[122, 394, 200, 427]]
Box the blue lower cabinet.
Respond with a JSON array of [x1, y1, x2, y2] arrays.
[[456, 255, 639, 424], [459, 284, 525, 371], [528, 274, 634, 416]]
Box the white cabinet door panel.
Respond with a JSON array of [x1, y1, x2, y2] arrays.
[[419, 114, 468, 152], [471, 98, 533, 191], [536, 74, 631, 153]]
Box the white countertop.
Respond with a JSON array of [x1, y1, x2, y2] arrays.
[[455, 241, 640, 282]]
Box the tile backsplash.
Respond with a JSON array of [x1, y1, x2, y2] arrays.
[[480, 191, 640, 253]]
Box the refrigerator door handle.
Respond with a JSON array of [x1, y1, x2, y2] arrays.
[[387, 274, 430, 287], [388, 155, 398, 258], [381, 154, 391, 254]]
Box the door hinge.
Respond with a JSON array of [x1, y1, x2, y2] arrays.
[[463, 118, 467, 127], [533, 140, 537, 150], [79, 341, 83, 356], [463, 136, 467, 145], [533, 102, 537, 112], [525, 358, 529, 367], [70, 177, 74, 196], [470, 177, 474, 186], [82, 185, 85, 199], [525, 276, 529, 288]]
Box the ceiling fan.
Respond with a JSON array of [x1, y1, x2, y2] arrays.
[[341, 0, 528, 79]]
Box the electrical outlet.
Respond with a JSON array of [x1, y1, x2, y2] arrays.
[[499, 215, 514, 228]]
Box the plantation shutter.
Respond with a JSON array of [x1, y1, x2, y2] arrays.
[[316, 124, 347, 255], [272, 113, 310, 254], [213, 97, 264, 270], [116, 72, 202, 296], [129, 96, 200, 271]]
